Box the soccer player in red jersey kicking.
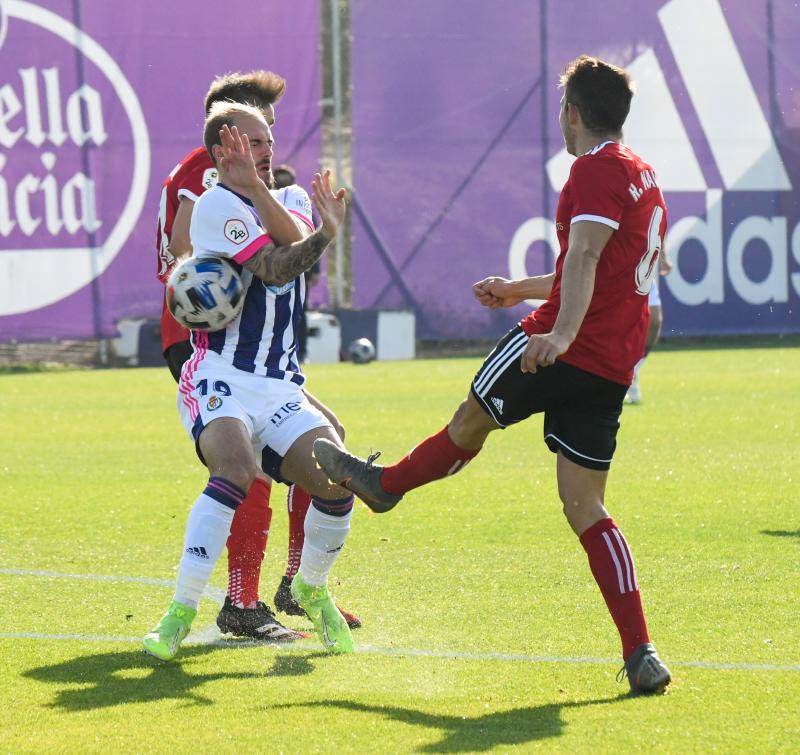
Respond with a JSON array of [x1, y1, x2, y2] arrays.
[[315, 55, 671, 695], [156, 71, 360, 641]]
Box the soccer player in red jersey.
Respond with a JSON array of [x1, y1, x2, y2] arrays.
[[156, 71, 360, 639], [315, 55, 671, 694]]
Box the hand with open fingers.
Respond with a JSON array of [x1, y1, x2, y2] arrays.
[[312, 170, 347, 237], [218, 124, 259, 192], [520, 331, 572, 373], [472, 276, 524, 309]]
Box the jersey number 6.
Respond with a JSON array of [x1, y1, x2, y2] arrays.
[[635, 205, 664, 296]]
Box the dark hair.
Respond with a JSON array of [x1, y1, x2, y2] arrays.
[[203, 102, 265, 163], [204, 70, 286, 115], [272, 163, 296, 189], [559, 55, 633, 134]]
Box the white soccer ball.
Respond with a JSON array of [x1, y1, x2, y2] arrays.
[[348, 337, 376, 364], [166, 256, 244, 331]]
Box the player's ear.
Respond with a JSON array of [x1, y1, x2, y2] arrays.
[[211, 143, 224, 164]]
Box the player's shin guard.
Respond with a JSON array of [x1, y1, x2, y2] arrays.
[[579, 517, 650, 659], [174, 477, 245, 608], [297, 496, 354, 587], [284, 484, 312, 579], [226, 477, 272, 607], [380, 425, 480, 495]]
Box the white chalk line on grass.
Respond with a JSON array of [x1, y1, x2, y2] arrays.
[[2, 567, 799, 673]]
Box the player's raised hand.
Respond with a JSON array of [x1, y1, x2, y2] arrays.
[[472, 277, 526, 309], [312, 170, 347, 239], [218, 124, 259, 192]]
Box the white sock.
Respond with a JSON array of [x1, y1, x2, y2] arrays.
[[174, 493, 235, 608], [298, 506, 352, 587]]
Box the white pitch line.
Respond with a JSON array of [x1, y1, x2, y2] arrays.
[[2, 567, 799, 673], [0, 568, 175, 588], [0, 566, 226, 602], [0, 566, 226, 644], [0, 632, 798, 673]]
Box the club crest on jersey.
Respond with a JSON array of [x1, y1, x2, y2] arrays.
[[207, 395, 223, 411], [224, 219, 249, 244], [202, 168, 219, 190]]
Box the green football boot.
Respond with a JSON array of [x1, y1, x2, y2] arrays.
[[143, 600, 197, 661], [290, 574, 354, 654]]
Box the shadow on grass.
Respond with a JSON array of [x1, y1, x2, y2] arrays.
[[22, 646, 330, 710], [761, 529, 800, 541], [265, 652, 326, 677], [275, 696, 626, 751]]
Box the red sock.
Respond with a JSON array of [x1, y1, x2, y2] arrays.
[[380, 425, 480, 496], [284, 484, 312, 579], [226, 477, 272, 606], [579, 517, 650, 659]]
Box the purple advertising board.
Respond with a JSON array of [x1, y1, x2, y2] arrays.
[[350, 0, 800, 338], [2, 0, 798, 343], [0, 0, 322, 341]]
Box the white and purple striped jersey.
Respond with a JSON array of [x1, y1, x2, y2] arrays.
[[188, 182, 315, 384]]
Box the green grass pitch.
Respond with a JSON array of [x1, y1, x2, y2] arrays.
[[1, 345, 798, 752]]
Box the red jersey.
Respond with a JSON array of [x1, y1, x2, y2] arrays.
[[155, 147, 219, 352], [521, 141, 667, 385]]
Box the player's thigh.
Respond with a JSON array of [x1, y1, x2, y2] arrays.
[[177, 363, 260, 485], [448, 391, 500, 449], [198, 416, 259, 488], [253, 382, 342, 495], [543, 364, 627, 472], [470, 325, 563, 428], [304, 389, 345, 440], [281, 425, 351, 500]]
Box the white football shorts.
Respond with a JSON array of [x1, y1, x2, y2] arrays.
[[177, 350, 329, 480], [648, 276, 661, 307]]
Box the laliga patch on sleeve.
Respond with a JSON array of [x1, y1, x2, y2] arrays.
[[224, 219, 250, 244], [202, 168, 219, 190]]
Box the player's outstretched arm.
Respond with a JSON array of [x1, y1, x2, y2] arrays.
[[244, 171, 346, 286], [472, 275, 555, 308]]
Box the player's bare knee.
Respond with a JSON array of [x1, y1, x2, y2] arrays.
[[206, 458, 256, 492], [450, 396, 494, 448]]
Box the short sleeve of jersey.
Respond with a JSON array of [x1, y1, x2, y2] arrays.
[[568, 155, 630, 230], [190, 188, 271, 264], [278, 184, 315, 232], [174, 153, 218, 204]]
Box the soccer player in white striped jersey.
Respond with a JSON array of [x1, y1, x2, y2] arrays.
[[144, 103, 355, 659]]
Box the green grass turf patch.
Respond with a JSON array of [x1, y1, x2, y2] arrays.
[[1, 346, 799, 752]]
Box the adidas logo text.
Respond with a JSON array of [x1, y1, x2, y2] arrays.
[[509, 0, 798, 311]]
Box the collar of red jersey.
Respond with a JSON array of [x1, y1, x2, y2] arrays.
[[583, 140, 620, 156]]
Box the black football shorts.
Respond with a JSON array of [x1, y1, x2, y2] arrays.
[[470, 326, 628, 471]]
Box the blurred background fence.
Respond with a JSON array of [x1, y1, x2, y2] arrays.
[[0, 0, 798, 365]]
